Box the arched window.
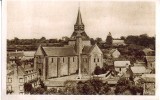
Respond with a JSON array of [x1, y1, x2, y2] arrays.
[[63, 58, 64, 63], [52, 58, 54, 63], [39, 69, 42, 75]]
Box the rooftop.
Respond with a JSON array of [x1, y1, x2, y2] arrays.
[[114, 61, 130, 67], [131, 66, 146, 74], [43, 46, 77, 56]]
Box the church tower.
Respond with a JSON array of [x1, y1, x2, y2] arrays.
[[70, 8, 90, 41], [74, 8, 84, 33]]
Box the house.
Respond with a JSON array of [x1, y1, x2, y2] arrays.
[[34, 8, 103, 82], [114, 61, 130, 73], [6, 64, 38, 94], [23, 51, 35, 60], [143, 48, 155, 56], [7, 51, 24, 64], [102, 49, 120, 59], [141, 74, 155, 95], [144, 56, 155, 69]]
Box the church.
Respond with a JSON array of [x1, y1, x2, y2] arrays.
[[34, 8, 103, 80]]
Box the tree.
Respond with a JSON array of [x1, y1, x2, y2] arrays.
[[95, 37, 102, 44], [39, 37, 46, 43], [13, 37, 19, 44], [106, 32, 113, 45], [64, 80, 77, 95], [115, 77, 133, 95], [94, 66, 102, 75], [90, 38, 95, 45], [76, 79, 110, 95], [90, 79, 103, 93], [99, 83, 111, 95], [120, 36, 125, 40], [31, 87, 45, 94], [24, 83, 33, 94], [45, 88, 57, 95], [39, 79, 46, 90]]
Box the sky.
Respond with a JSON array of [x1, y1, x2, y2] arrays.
[[7, 0, 155, 40]]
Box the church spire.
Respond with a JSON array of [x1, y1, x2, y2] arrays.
[[75, 7, 83, 25]]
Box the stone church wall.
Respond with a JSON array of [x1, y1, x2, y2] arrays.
[[69, 56, 78, 75], [81, 55, 89, 74], [47, 57, 58, 78]]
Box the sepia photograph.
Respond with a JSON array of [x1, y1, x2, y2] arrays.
[[5, 0, 156, 96]]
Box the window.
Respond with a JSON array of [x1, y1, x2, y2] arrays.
[[7, 85, 12, 91], [73, 57, 74, 62], [94, 58, 96, 62], [52, 58, 54, 63], [19, 78, 24, 83], [19, 85, 23, 91], [120, 68, 121, 71], [63, 58, 64, 63], [8, 78, 12, 83], [97, 58, 99, 62], [24, 77, 27, 83]]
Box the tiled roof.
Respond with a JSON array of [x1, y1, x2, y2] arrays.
[[143, 48, 155, 56], [43, 46, 77, 56], [18, 66, 27, 75], [7, 70, 14, 76], [141, 74, 155, 83], [23, 51, 35, 57], [113, 39, 125, 44], [82, 46, 93, 54], [131, 66, 146, 74], [7, 66, 27, 76], [146, 56, 155, 62], [114, 61, 130, 67], [8, 52, 24, 57], [109, 49, 117, 54]]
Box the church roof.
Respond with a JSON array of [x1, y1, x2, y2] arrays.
[[82, 46, 93, 54], [75, 8, 83, 25], [82, 44, 101, 54], [42, 46, 77, 56], [70, 32, 90, 40]]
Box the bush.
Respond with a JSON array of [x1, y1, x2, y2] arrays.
[[76, 79, 110, 95], [44, 88, 57, 95], [94, 66, 102, 75], [24, 83, 33, 94], [30, 87, 45, 95]]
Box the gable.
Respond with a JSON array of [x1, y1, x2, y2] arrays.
[[35, 45, 45, 56], [90, 44, 102, 55], [112, 50, 120, 55]]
